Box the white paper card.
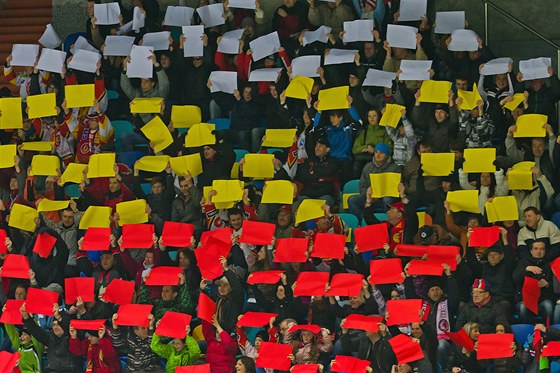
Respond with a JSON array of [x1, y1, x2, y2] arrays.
[[217, 29, 244, 54], [448, 29, 479, 52], [399, 60, 432, 81], [363, 69, 397, 88], [343, 20, 374, 43], [291, 55, 321, 78], [71, 36, 99, 55], [118, 21, 133, 35], [39, 24, 61, 49], [36, 48, 67, 74], [10, 44, 40, 67], [435, 11, 465, 34], [197, 4, 225, 28], [68, 49, 101, 73], [94, 3, 121, 25], [387, 24, 418, 49], [249, 68, 283, 82], [133, 7, 146, 32], [127, 45, 154, 78], [250, 32, 281, 62], [229, 0, 256, 9], [520, 58, 552, 81], [398, 0, 427, 21], [324, 49, 357, 66], [182, 26, 204, 57], [209, 71, 237, 94], [104, 36, 135, 56], [480, 57, 512, 76], [303, 26, 331, 46], [142, 31, 171, 51], [164, 6, 194, 26]]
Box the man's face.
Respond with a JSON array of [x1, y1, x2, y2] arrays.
[[329, 114, 343, 127], [531, 79, 544, 92], [151, 182, 163, 195], [243, 87, 252, 101], [455, 79, 468, 91], [14, 287, 26, 300], [88, 335, 100, 344], [348, 296, 363, 308], [284, 0, 295, 7], [349, 75, 359, 87], [87, 1, 94, 17], [393, 48, 407, 60], [411, 323, 423, 339], [279, 321, 290, 335], [229, 213, 243, 230], [192, 57, 203, 67], [9, 177, 18, 191], [160, 55, 170, 69], [61, 210, 74, 227], [387, 207, 401, 222], [277, 210, 291, 227], [487, 251, 503, 266], [161, 286, 177, 301], [467, 218, 480, 229], [427, 286, 443, 302], [472, 288, 489, 304], [531, 242, 546, 259], [203, 146, 217, 160], [435, 109, 448, 123], [373, 150, 387, 164], [532, 138, 546, 158], [140, 78, 155, 93], [52, 320, 64, 337], [144, 252, 154, 266], [108, 178, 120, 193], [173, 338, 185, 351], [367, 110, 379, 125], [100, 253, 114, 270], [524, 211, 540, 229], [314, 142, 329, 158], [179, 180, 190, 196], [495, 74, 508, 90], [364, 42, 375, 58]]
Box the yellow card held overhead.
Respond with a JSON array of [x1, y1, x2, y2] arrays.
[[37, 199, 70, 212], [261, 180, 295, 204], [8, 203, 38, 232], [87, 153, 116, 178], [262, 129, 297, 148], [512, 161, 535, 172], [169, 153, 203, 177], [65, 84, 95, 108], [185, 123, 216, 148], [21, 142, 54, 152], [27, 93, 57, 119], [140, 116, 173, 153], [0, 97, 23, 129], [203, 186, 235, 209], [421, 153, 455, 176], [243, 154, 274, 179], [317, 86, 350, 111], [212, 180, 244, 204], [295, 199, 326, 224], [30, 155, 60, 176], [116, 199, 148, 225], [171, 105, 202, 129], [130, 98, 163, 114], [503, 93, 525, 111], [462, 148, 496, 173], [418, 80, 452, 104], [513, 114, 547, 138], [457, 83, 483, 110], [369, 172, 401, 198], [0, 144, 16, 168], [285, 76, 314, 100], [379, 104, 405, 128], [507, 170, 533, 190], [485, 196, 519, 222], [79, 206, 112, 229], [136, 155, 170, 173], [60, 163, 87, 184], [446, 190, 479, 213]]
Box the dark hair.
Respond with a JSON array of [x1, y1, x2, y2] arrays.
[[150, 176, 164, 186], [237, 356, 256, 373], [227, 208, 244, 219], [523, 206, 541, 216], [415, 140, 433, 154], [531, 239, 548, 250], [455, 73, 470, 83], [329, 110, 345, 118]]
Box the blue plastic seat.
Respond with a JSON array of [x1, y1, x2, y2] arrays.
[[234, 149, 249, 162], [63, 32, 87, 52], [112, 120, 134, 153], [552, 211, 560, 229], [140, 183, 152, 195], [107, 90, 120, 101], [337, 213, 360, 229], [266, 148, 283, 154], [552, 361, 560, 373], [343, 179, 360, 194], [64, 184, 81, 199], [511, 323, 535, 345], [208, 118, 231, 131], [116, 151, 145, 169]]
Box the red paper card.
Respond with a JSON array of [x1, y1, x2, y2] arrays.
[[82, 227, 111, 251], [70, 319, 106, 330], [121, 224, 154, 249], [426, 245, 459, 270], [385, 299, 423, 326], [26, 288, 58, 316], [116, 304, 153, 327], [522, 276, 541, 315], [200, 228, 233, 246], [331, 355, 370, 373], [237, 311, 278, 327], [0, 351, 21, 373], [469, 226, 500, 247], [176, 364, 211, 373], [327, 273, 364, 297], [0, 300, 25, 325], [288, 324, 323, 334], [65, 277, 95, 304], [477, 333, 514, 360], [195, 237, 227, 280], [407, 260, 444, 276], [389, 334, 425, 364], [445, 329, 475, 351], [354, 223, 388, 252], [293, 271, 329, 296], [369, 258, 404, 284], [0, 229, 7, 254], [256, 342, 293, 371], [534, 329, 542, 351], [101, 279, 135, 305], [291, 364, 320, 373], [274, 238, 309, 263], [395, 244, 429, 257], [240, 220, 275, 245], [155, 311, 193, 339], [343, 314, 384, 332], [551, 257, 560, 282], [161, 221, 194, 248], [145, 266, 183, 286], [1, 254, 30, 279], [247, 270, 284, 285], [198, 292, 216, 323], [542, 341, 560, 357], [311, 233, 346, 259], [32, 231, 57, 258]]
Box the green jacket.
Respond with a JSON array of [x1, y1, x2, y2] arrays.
[[5, 323, 45, 373], [138, 282, 194, 320], [352, 124, 393, 156], [150, 333, 200, 373]]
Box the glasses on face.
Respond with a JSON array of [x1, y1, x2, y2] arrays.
[[472, 290, 487, 296]]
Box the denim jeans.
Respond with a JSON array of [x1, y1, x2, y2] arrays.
[[348, 194, 398, 223], [518, 299, 554, 323], [121, 131, 148, 152]]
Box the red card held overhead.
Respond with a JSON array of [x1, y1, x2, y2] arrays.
[[145, 266, 183, 286], [237, 311, 278, 328], [101, 279, 135, 305], [64, 277, 95, 305], [155, 311, 193, 339], [395, 244, 429, 257], [161, 221, 194, 248], [293, 271, 329, 296], [274, 238, 308, 263], [445, 329, 475, 351], [256, 342, 293, 371], [542, 341, 560, 357], [288, 324, 323, 335], [354, 223, 388, 252], [25, 288, 59, 316], [0, 254, 30, 279], [385, 299, 423, 326], [121, 224, 154, 249], [195, 239, 225, 281], [369, 258, 404, 284], [343, 314, 384, 332], [240, 220, 275, 245], [32, 231, 57, 258], [389, 334, 425, 364], [0, 229, 7, 254], [0, 351, 21, 373], [477, 333, 514, 360], [469, 226, 501, 247], [116, 304, 153, 327], [426, 245, 459, 270], [82, 227, 111, 251], [311, 233, 346, 259], [291, 364, 320, 373], [70, 319, 106, 331], [176, 364, 211, 373], [522, 276, 541, 316], [200, 227, 233, 246], [0, 299, 25, 325], [407, 260, 444, 276], [327, 273, 364, 297], [247, 270, 284, 285], [331, 355, 371, 373], [198, 292, 216, 323]]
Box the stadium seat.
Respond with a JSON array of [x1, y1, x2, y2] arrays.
[[552, 361, 560, 373], [112, 120, 134, 153], [552, 211, 560, 229], [511, 324, 535, 345], [343, 179, 360, 194], [107, 90, 120, 101], [208, 118, 231, 131], [140, 183, 151, 195], [64, 184, 81, 199], [374, 213, 388, 222], [337, 213, 360, 229], [117, 151, 145, 169], [63, 32, 87, 52], [234, 149, 249, 162], [266, 148, 283, 154]]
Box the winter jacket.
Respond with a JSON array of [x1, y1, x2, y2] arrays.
[[505, 135, 558, 187], [295, 154, 340, 198], [69, 337, 122, 373], [110, 327, 160, 373], [5, 323, 45, 373], [150, 333, 200, 373], [513, 255, 554, 302], [28, 227, 69, 288], [352, 124, 393, 158], [206, 270, 245, 333], [308, 2, 354, 35], [313, 107, 361, 160], [517, 217, 560, 261], [340, 332, 397, 373], [386, 118, 416, 166], [458, 112, 495, 148], [171, 187, 203, 233], [357, 157, 402, 195], [202, 320, 238, 373], [458, 168, 508, 214], [455, 297, 510, 334], [410, 104, 459, 153]]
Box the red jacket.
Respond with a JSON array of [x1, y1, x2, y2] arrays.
[[202, 321, 238, 373], [69, 337, 122, 373]]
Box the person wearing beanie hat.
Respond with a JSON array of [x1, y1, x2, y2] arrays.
[[5, 304, 45, 373], [69, 322, 122, 373], [236, 316, 277, 358], [352, 108, 393, 178]]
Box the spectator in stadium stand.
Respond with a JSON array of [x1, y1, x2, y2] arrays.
[[517, 206, 560, 260]]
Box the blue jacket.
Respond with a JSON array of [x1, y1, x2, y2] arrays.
[[313, 107, 360, 160]]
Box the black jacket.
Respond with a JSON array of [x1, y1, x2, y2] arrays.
[[296, 154, 340, 198], [455, 297, 510, 334], [340, 332, 397, 373]]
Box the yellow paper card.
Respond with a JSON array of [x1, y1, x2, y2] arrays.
[[130, 97, 163, 113], [21, 142, 54, 152], [262, 129, 297, 148], [317, 86, 350, 111], [513, 114, 547, 138], [136, 155, 170, 173], [421, 153, 455, 176], [87, 153, 116, 178], [295, 199, 326, 224], [171, 105, 202, 128], [343, 193, 357, 210], [185, 123, 216, 148], [140, 116, 173, 153], [243, 154, 274, 179], [0, 144, 16, 168], [79, 206, 112, 229], [507, 170, 533, 190], [417, 211, 426, 227], [485, 196, 519, 222], [457, 83, 483, 110], [285, 76, 314, 100], [418, 80, 452, 104], [446, 190, 479, 213], [231, 162, 239, 179], [60, 163, 87, 184], [512, 161, 535, 172], [346, 228, 352, 243], [261, 180, 294, 204], [116, 199, 148, 225], [212, 180, 244, 204], [462, 148, 496, 173], [0, 97, 23, 129], [30, 155, 60, 176], [8, 203, 38, 232], [27, 93, 57, 119], [369, 172, 401, 198], [37, 199, 70, 212], [65, 84, 95, 108], [503, 93, 525, 111], [169, 154, 203, 177], [203, 186, 235, 209], [379, 104, 405, 128]]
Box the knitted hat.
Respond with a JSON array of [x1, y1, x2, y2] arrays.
[[472, 278, 489, 291], [434, 104, 449, 114], [486, 246, 504, 255], [374, 143, 390, 156], [241, 17, 256, 27], [426, 278, 442, 291], [255, 329, 269, 342]]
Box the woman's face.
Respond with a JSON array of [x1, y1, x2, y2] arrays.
[[235, 360, 246, 373], [469, 327, 480, 341], [218, 281, 231, 296], [368, 110, 379, 125], [480, 173, 491, 187], [390, 290, 400, 300], [301, 331, 313, 344], [178, 251, 190, 268], [495, 324, 506, 334]]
